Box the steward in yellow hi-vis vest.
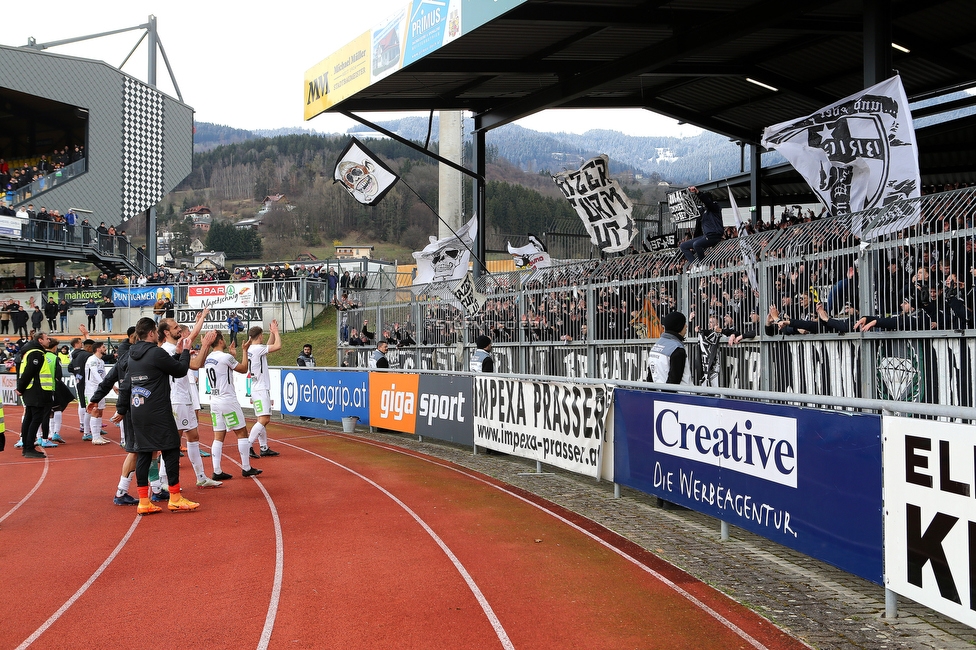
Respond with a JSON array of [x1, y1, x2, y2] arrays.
[[16, 333, 55, 457]]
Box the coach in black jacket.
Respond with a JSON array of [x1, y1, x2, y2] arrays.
[[125, 317, 194, 513]]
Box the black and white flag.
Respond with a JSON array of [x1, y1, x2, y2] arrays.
[[553, 155, 636, 253], [333, 137, 400, 206], [452, 273, 485, 317], [507, 234, 552, 269], [761, 76, 920, 235], [728, 188, 759, 292], [412, 214, 477, 286]]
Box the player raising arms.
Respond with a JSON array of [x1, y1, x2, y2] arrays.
[[205, 331, 262, 479], [245, 320, 281, 459]]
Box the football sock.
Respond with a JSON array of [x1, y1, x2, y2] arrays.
[[248, 422, 262, 445], [238, 438, 251, 471], [251, 421, 268, 448], [211, 440, 223, 474], [186, 441, 206, 480], [52, 411, 62, 436], [90, 417, 103, 441], [117, 473, 133, 497]]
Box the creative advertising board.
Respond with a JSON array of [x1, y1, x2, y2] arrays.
[[614, 390, 883, 583]]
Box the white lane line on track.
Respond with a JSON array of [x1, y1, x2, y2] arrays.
[[281, 428, 778, 650], [275, 439, 516, 650], [16, 516, 141, 650], [0, 453, 48, 525], [218, 453, 284, 650]]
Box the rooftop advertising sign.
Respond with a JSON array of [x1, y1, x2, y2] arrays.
[[304, 0, 527, 120]]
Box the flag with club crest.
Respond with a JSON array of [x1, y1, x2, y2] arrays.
[[412, 214, 478, 287], [728, 188, 759, 293], [552, 155, 636, 253], [761, 76, 920, 239], [507, 234, 552, 270], [333, 137, 400, 206]]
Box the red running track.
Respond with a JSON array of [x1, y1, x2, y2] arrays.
[[0, 405, 808, 649]]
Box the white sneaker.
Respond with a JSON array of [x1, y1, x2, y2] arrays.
[[196, 477, 222, 488], [92, 438, 110, 445]]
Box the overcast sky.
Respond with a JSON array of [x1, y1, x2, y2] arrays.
[[5, 1, 702, 138]]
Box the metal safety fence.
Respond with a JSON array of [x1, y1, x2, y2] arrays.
[[336, 186, 976, 411]]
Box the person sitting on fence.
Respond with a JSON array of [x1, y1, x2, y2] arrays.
[[678, 186, 724, 267]]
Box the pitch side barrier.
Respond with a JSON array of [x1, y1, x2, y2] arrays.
[[273, 365, 976, 627]]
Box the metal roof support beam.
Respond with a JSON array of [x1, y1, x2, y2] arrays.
[[863, 0, 892, 86], [472, 128, 487, 278]]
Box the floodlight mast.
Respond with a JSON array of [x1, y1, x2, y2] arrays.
[[24, 15, 183, 102]]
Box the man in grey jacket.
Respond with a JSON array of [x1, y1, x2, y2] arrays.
[[645, 311, 692, 385]]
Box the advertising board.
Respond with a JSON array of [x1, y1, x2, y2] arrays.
[[280, 369, 369, 424]]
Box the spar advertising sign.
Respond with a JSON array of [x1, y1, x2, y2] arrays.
[[368, 372, 473, 444], [614, 390, 883, 583], [280, 369, 369, 423], [473, 376, 612, 479], [187, 283, 256, 309], [884, 418, 976, 627]]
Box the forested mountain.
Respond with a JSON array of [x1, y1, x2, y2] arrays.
[[169, 129, 673, 258]]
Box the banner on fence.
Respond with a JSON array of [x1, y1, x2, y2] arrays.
[[280, 369, 368, 423], [473, 376, 612, 478], [198, 366, 280, 413], [884, 417, 976, 627], [45, 287, 110, 307], [367, 371, 474, 444], [112, 285, 174, 307], [178, 308, 264, 331], [614, 390, 883, 583], [1, 374, 17, 405], [187, 283, 256, 309]]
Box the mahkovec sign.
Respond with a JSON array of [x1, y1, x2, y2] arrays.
[[473, 376, 612, 478], [884, 417, 976, 628], [280, 369, 368, 424], [614, 390, 883, 584]]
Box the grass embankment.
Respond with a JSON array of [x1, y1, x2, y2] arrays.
[[266, 304, 338, 368]]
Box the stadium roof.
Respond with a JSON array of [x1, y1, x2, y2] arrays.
[[311, 0, 976, 143]]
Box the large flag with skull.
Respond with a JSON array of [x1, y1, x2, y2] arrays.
[[412, 214, 478, 286], [552, 155, 636, 253], [761, 76, 920, 237], [333, 137, 400, 206]]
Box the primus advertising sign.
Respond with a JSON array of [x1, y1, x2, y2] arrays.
[[473, 377, 612, 479], [614, 390, 882, 583], [187, 283, 256, 309]]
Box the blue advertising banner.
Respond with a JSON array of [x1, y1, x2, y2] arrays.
[[614, 390, 883, 584], [111, 285, 174, 307], [280, 369, 369, 424]]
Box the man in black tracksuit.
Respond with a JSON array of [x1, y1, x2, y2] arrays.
[[69, 338, 94, 439], [679, 186, 724, 265], [17, 332, 55, 458], [126, 317, 196, 514], [89, 327, 139, 505]]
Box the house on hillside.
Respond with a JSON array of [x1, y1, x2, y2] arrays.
[[335, 245, 374, 259], [189, 238, 206, 253], [193, 251, 226, 270], [184, 206, 213, 232], [235, 217, 263, 231]]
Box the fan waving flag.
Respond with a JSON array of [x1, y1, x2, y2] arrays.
[[761, 76, 920, 231], [552, 155, 636, 253], [507, 234, 552, 270], [412, 214, 478, 286], [333, 137, 400, 206]]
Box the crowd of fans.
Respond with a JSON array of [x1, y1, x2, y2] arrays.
[[1, 146, 85, 201]]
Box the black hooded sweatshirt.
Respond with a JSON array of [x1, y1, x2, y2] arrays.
[[125, 340, 188, 452]]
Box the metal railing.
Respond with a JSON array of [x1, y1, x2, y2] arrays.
[[9, 159, 87, 205], [336, 186, 976, 411]]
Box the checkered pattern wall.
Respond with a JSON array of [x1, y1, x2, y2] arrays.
[[121, 77, 165, 217]]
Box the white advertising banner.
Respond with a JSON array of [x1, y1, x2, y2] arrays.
[[884, 417, 976, 627], [186, 283, 257, 309], [1, 374, 18, 405], [197, 366, 281, 414], [473, 376, 613, 479]]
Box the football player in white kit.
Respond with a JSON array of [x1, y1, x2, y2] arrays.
[[159, 313, 222, 488], [245, 320, 281, 459], [204, 331, 262, 478], [84, 341, 110, 445]]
